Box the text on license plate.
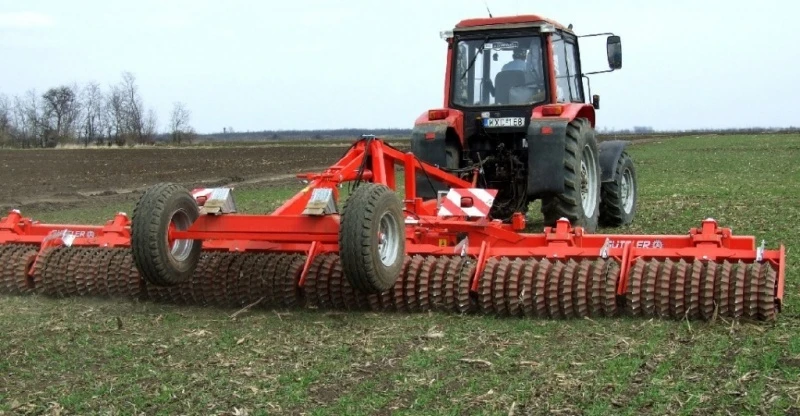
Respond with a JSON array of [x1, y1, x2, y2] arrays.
[[483, 117, 525, 127]]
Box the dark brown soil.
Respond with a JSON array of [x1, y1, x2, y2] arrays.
[[0, 145, 351, 212]]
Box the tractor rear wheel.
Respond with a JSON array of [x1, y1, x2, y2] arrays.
[[339, 183, 406, 293], [131, 183, 202, 286], [445, 143, 460, 169], [541, 117, 601, 233], [600, 151, 637, 226]]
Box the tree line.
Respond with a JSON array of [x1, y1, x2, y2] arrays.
[[0, 71, 196, 148], [3, 72, 798, 148]]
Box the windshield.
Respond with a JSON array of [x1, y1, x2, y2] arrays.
[[452, 35, 546, 107]]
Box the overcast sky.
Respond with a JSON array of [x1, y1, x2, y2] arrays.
[[1, 0, 797, 134]]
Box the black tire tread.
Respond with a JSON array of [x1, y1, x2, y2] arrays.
[[339, 183, 405, 293], [599, 151, 637, 227], [540, 117, 600, 232], [131, 182, 201, 286]]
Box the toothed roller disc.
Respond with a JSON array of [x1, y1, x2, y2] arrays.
[[415, 256, 437, 312], [519, 258, 537, 318], [625, 258, 645, 317], [758, 263, 777, 321], [687, 260, 704, 320], [602, 260, 620, 317], [642, 259, 660, 317], [572, 259, 590, 318], [402, 255, 424, 312], [558, 259, 578, 319], [545, 260, 563, 318], [700, 260, 718, 321], [456, 260, 476, 313], [731, 261, 746, 319], [505, 258, 524, 317], [743, 262, 760, 320], [430, 256, 450, 312]]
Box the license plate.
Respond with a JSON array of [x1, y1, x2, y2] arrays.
[[483, 117, 525, 128]]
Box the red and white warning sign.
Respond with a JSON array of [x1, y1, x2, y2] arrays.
[[437, 188, 498, 218], [191, 188, 214, 203], [190, 188, 238, 215]]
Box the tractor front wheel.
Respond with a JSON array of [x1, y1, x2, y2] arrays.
[[541, 117, 601, 233], [131, 183, 202, 286], [600, 151, 637, 227], [339, 183, 405, 293]]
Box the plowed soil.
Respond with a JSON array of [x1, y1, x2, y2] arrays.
[[0, 145, 351, 213], [0, 136, 666, 214]]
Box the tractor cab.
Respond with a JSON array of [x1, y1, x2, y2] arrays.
[[452, 34, 547, 109], [443, 15, 622, 117]]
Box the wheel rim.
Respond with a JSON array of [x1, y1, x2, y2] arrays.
[[580, 144, 599, 216], [621, 167, 635, 213], [377, 211, 400, 267], [168, 209, 194, 262]]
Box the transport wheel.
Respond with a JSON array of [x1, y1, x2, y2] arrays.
[[600, 152, 637, 226], [131, 183, 202, 286], [339, 183, 406, 293], [541, 117, 601, 233]]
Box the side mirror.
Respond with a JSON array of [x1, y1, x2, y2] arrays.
[[606, 35, 622, 70], [592, 94, 600, 110]]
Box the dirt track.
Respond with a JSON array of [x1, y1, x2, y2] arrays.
[[0, 145, 351, 213]]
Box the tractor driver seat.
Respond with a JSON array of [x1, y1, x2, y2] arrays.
[[493, 70, 527, 104]]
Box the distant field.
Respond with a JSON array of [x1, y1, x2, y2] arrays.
[[0, 133, 798, 415]]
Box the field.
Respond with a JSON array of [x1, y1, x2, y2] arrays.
[[0, 143, 361, 216], [0, 133, 798, 415]]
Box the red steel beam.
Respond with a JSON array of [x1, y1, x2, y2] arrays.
[[171, 215, 340, 242]]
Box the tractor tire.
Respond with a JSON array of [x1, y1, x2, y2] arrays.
[[600, 151, 637, 227], [339, 183, 405, 293], [131, 183, 202, 286], [445, 143, 461, 169], [541, 117, 601, 233]]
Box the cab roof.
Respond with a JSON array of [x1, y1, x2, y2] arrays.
[[454, 14, 572, 33]]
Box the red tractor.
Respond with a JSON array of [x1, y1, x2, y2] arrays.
[[411, 14, 634, 232]]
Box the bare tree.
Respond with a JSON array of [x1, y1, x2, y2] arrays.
[[14, 90, 43, 147], [41, 85, 80, 146], [65, 82, 82, 139], [1, 70, 189, 148], [80, 82, 105, 146], [106, 85, 127, 146], [169, 101, 194, 144], [0, 93, 11, 146], [119, 71, 145, 144], [11, 96, 28, 147], [142, 107, 158, 144]]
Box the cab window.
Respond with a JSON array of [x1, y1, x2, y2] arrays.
[[551, 32, 583, 103]]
